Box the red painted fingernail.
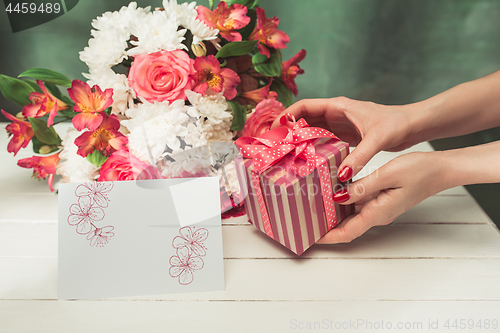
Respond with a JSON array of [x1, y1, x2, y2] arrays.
[[338, 166, 353, 182], [333, 188, 350, 203]]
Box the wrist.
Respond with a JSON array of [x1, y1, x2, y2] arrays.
[[399, 98, 440, 144]]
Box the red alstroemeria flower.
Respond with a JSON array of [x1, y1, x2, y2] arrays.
[[196, 2, 251, 42], [238, 79, 278, 106], [191, 55, 240, 100], [74, 114, 128, 158], [22, 80, 70, 127], [249, 7, 290, 58], [68, 80, 113, 131], [17, 152, 60, 192], [281, 49, 306, 96], [1, 109, 35, 156]]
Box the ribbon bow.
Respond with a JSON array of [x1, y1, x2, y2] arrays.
[[235, 113, 340, 239]]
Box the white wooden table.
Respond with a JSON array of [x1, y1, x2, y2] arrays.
[[1, 123, 500, 332]]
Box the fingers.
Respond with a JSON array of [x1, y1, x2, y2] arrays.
[[318, 190, 400, 244], [333, 162, 397, 205], [337, 134, 383, 181], [271, 98, 337, 129]]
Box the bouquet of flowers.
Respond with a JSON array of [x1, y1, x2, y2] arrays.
[[0, 0, 306, 216]]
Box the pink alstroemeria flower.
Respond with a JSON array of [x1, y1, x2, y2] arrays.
[[68, 196, 105, 234], [17, 152, 60, 192], [169, 247, 204, 285], [249, 7, 290, 58], [238, 79, 277, 106], [281, 49, 306, 96], [191, 55, 240, 100], [67, 80, 113, 131], [196, 2, 251, 42], [1, 109, 35, 156], [172, 226, 209, 256], [87, 226, 114, 247], [74, 114, 128, 158], [75, 182, 114, 208], [22, 80, 70, 127]]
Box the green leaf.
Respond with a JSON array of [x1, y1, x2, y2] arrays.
[[224, 0, 259, 9], [18, 68, 72, 87], [31, 135, 44, 154], [45, 83, 63, 99], [252, 50, 282, 77], [238, 8, 257, 40], [270, 78, 293, 108], [24, 80, 43, 93], [0, 74, 35, 106], [216, 40, 258, 59], [58, 109, 76, 118], [28, 117, 62, 145], [86, 150, 108, 168], [31, 136, 59, 154], [228, 100, 246, 131]]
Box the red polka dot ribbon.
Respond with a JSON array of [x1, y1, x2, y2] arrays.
[[235, 113, 341, 239]]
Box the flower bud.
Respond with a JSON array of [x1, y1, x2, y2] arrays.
[[191, 42, 207, 57], [16, 112, 24, 120], [39, 145, 52, 154]]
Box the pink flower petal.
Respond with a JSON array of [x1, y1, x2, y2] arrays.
[[169, 255, 182, 267], [188, 257, 204, 271], [172, 236, 188, 249], [178, 269, 194, 285], [169, 266, 185, 278], [192, 228, 209, 243]]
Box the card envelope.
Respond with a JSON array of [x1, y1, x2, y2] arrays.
[[58, 178, 224, 299]]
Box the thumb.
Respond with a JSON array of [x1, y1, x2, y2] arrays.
[[338, 135, 382, 181]]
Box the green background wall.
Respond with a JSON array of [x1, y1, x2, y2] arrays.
[[2, 0, 500, 118]]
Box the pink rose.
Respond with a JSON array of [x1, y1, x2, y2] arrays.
[[242, 99, 285, 137], [98, 149, 163, 181], [128, 50, 195, 103]]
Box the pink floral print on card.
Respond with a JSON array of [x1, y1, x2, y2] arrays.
[[67, 182, 115, 247], [169, 226, 209, 285]]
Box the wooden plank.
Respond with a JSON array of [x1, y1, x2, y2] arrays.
[[394, 196, 492, 224], [1, 300, 499, 333], [2, 223, 500, 259], [1, 258, 500, 301]]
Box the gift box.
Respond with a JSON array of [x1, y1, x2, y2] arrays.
[[234, 115, 354, 255]]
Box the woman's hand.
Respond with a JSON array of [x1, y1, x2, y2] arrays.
[[272, 97, 420, 181], [318, 151, 450, 244]]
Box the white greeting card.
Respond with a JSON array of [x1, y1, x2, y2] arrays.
[[58, 177, 224, 300]]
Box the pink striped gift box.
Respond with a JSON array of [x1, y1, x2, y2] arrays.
[[235, 138, 355, 255]]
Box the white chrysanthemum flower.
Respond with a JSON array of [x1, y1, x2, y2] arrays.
[[185, 90, 231, 124], [163, 0, 196, 25], [127, 11, 187, 56], [123, 99, 190, 162], [202, 120, 234, 142], [161, 146, 213, 178], [188, 18, 219, 44], [183, 120, 208, 148], [162, 0, 218, 44], [56, 127, 99, 183]]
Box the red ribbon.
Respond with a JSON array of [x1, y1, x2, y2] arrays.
[[235, 113, 341, 239]]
